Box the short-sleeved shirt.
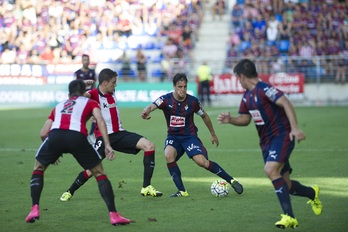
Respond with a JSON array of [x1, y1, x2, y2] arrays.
[[238, 81, 291, 146], [75, 69, 96, 90], [153, 92, 204, 136]]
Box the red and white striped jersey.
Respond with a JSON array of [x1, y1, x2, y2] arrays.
[[88, 88, 124, 137], [49, 96, 99, 136]]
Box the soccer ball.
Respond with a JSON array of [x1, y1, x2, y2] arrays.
[[210, 179, 230, 197]]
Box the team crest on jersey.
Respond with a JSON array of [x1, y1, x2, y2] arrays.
[[185, 104, 188, 110], [155, 97, 163, 106], [170, 116, 185, 127]]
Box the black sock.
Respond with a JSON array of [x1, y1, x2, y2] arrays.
[[143, 151, 155, 187], [30, 170, 44, 205], [67, 170, 91, 195], [97, 175, 116, 212]]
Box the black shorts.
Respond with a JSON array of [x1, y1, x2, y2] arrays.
[[36, 129, 102, 170], [94, 130, 142, 158]]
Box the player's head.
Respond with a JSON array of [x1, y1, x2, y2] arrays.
[[173, 73, 188, 86], [69, 79, 86, 97], [98, 68, 118, 93], [233, 59, 258, 79], [172, 73, 188, 100], [82, 54, 90, 68]]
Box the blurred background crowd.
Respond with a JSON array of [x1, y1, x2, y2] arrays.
[[0, 0, 347, 83]]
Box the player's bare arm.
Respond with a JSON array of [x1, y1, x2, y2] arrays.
[[141, 103, 157, 120], [39, 119, 53, 141], [276, 96, 306, 143], [218, 112, 251, 126], [201, 111, 219, 147]]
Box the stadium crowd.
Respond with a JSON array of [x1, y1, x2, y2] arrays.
[[0, 0, 203, 70], [226, 0, 347, 82]]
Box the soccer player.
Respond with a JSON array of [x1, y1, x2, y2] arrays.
[[141, 73, 243, 197], [74, 54, 97, 144], [217, 59, 322, 229], [60, 68, 162, 201], [25, 80, 131, 226]]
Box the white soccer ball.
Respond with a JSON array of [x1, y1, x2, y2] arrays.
[[211, 179, 230, 197]]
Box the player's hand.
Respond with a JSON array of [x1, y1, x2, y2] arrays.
[[141, 109, 151, 120], [289, 128, 306, 143], [211, 134, 219, 147], [217, 112, 231, 124], [85, 80, 95, 86], [105, 146, 115, 161]]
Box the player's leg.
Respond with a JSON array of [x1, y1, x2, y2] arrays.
[[89, 163, 131, 225], [192, 154, 243, 194], [135, 137, 163, 197], [26, 137, 59, 223], [165, 140, 188, 197], [26, 160, 47, 223], [60, 136, 105, 201], [265, 162, 298, 229], [286, 172, 323, 215]]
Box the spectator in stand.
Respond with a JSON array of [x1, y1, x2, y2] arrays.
[[135, 48, 147, 82], [278, 15, 292, 40], [1, 47, 16, 64], [40, 45, 55, 63], [266, 14, 279, 43], [252, 14, 267, 33], [231, 3, 244, 29], [212, 0, 225, 20]]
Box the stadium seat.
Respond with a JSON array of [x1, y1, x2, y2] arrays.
[[278, 40, 290, 53]]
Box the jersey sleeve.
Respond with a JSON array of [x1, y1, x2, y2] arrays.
[[48, 108, 55, 120], [153, 95, 166, 109], [264, 83, 284, 103]]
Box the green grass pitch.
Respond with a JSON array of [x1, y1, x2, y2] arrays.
[[0, 106, 347, 232]]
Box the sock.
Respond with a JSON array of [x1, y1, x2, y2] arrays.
[[167, 161, 185, 191], [30, 170, 44, 205], [206, 161, 233, 183], [97, 175, 116, 212], [67, 170, 91, 195], [289, 180, 316, 200], [89, 122, 96, 135], [272, 177, 295, 218], [143, 151, 155, 187]]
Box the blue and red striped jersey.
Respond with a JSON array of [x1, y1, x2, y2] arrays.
[[153, 92, 204, 136], [238, 81, 291, 145]]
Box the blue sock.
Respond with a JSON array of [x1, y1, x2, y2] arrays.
[[272, 177, 295, 218], [289, 180, 315, 200], [167, 161, 185, 191], [207, 161, 233, 182]]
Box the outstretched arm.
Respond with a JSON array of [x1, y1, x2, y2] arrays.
[[141, 103, 158, 120], [217, 112, 252, 126], [201, 111, 219, 147]]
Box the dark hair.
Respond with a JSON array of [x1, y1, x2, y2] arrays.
[[82, 54, 89, 59], [98, 68, 118, 83], [172, 73, 188, 85], [69, 79, 86, 96], [233, 59, 258, 78]]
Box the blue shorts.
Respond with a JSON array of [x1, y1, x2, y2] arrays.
[[164, 135, 208, 161], [261, 133, 295, 174]]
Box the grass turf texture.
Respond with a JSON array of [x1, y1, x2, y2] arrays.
[[0, 106, 347, 232]]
